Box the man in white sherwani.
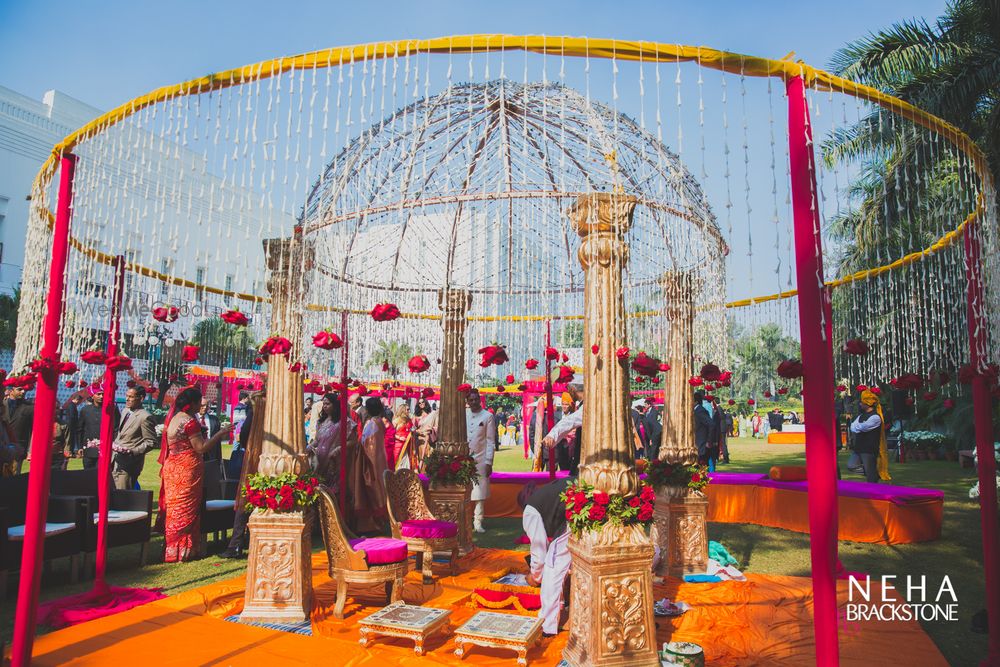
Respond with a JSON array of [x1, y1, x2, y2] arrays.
[[465, 388, 496, 533]]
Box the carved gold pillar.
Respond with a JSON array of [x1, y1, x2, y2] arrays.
[[242, 235, 314, 624], [659, 271, 698, 467], [654, 271, 708, 578], [563, 193, 658, 667], [426, 288, 474, 554]]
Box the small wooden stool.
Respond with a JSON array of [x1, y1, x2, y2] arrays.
[[358, 601, 451, 655], [453, 611, 543, 666]]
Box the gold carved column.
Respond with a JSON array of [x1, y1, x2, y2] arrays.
[[241, 235, 315, 624], [426, 288, 474, 554], [653, 271, 708, 578], [563, 193, 658, 667]]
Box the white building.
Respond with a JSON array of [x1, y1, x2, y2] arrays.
[[0, 86, 101, 296]]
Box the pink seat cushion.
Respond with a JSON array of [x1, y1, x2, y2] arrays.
[[348, 537, 409, 565], [400, 519, 458, 539]]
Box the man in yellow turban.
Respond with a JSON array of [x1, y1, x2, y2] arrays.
[[849, 389, 891, 482]]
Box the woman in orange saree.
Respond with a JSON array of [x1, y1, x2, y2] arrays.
[[159, 387, 233, 562]]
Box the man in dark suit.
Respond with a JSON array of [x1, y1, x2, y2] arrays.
[[77, 388, 118, 469], [111, 387, 158, 490], [2, 386, 34, 474], [693, 390, 719, 472], [196, 399, 224, 470], [643, 400, 663, 461], [60, 394, 83, 455]]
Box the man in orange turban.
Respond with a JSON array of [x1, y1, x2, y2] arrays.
[[849, 389, 891, 482]]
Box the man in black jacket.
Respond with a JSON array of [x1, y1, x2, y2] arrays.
[[2, 386, 34, 473], [77, 388, 119, 469], [522, 477, 574, 637], [693, 390, 719, 472]]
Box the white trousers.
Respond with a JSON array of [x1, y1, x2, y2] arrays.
[[523, 506, 571, 634], [474, 500, 485, 528]]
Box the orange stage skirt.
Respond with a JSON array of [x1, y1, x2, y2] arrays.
[[768, 431, 807, 444], [21, 548, 947, 666], [485, 477, 941, 544]]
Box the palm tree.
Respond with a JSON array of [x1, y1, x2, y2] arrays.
[[728, 323, 802, 399], [0, 288, 20, 350], [827, 1, 1000, 181], [368, 340, 415, 378], [190, 317, 259, 368]]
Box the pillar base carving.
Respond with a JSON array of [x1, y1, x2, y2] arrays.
[[653, 487, 708, 578], [427, 481, 474, 555], [241, 509, 313, 624], [563, 523, 659, 667]]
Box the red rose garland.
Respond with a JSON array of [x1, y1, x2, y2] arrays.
[[221, 309, 249, 326], [152, 306, 180, 323], [776, 359, 804, 379], [81, 350, 108, 365], [407, 354, 431, 373], [478, 343, 509, 368], [525, 358, 539, 370], [181, 345, 199, 362], [312, 330, 344, 350], [370, 303, 401, 322]]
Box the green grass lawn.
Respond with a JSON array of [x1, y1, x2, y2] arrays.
[[2, 438, 988, 665]]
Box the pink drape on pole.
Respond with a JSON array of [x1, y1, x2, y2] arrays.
[[963, 223, 1000, 666], [544, 321, 556, 479], [786, 75, 840, 666], [94, 256, 126, 588], [11, 154, 77, 667], [338, 311, 349, 514]]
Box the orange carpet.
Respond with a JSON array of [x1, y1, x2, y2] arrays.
[[22, 548, 948, 666]]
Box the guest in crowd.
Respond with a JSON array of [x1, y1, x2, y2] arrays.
[[195, 399, 223, 470], [307, 393, 355, 492], [111, 387, 158, 490], [522, 476, 574, 637], [60, 394, 83, 455], [221, 390, 263, 559], [540, 384, 584, 475], [414, 397, 433, 418], [381, 408, 396, 470], [643, 399, 663, 461], [414, 404, 439, 467], [768, 407, 784, 433], [349, 397, 389, 535], [466, 388, 497, 534], [78, 387, 117, 470], [391, 403, 414, 470], [694, 390, 719, 471], [2, 385, 34, 474], [631, 402, 648, 458], [718, 400, 733, 464], [850, 389, 889, 483], [159, 387, 233, 562], [50, 414, 70, 469]]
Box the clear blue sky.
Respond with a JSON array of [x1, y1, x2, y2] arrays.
[[0, 0, 949, 306], [0, 0, 946, 111]]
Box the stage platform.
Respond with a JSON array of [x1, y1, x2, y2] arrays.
[[483, 472, 943, 544], [22, 548, 947, 666]]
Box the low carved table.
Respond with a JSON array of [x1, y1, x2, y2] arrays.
[[453, 611, 543, 666], [357, 601, 451, 655]]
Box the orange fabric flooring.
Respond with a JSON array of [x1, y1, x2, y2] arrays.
[[24, 548, 948, 666]]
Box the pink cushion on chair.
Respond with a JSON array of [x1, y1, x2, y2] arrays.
[[400, 519, 458, 539], [348, 537, 409, 565]]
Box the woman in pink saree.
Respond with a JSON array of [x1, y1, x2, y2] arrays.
[[307, 393, 357, 492], [348, 396, 389, 535], [158, 387, 233, 562]]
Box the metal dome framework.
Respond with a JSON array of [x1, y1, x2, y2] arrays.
[[300, 79, 723, 299]]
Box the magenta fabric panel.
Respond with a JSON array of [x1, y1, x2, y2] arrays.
[[348, 537, 409, 564], [419, 471, 570, 487], [758, 478, 943, 504], [707, 472, 770, 486], [400, 519, 458, 539]]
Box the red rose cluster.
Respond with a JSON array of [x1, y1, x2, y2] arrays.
[[221, 309, 249, 326], [259, 336, 293, 356], [478, 343, 509, 368], [312, 330, 344, 350], [152, 306, 180, 323], [244, 475, 319, 513], [371, 303, 401, 322]]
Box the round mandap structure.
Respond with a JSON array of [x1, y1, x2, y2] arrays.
[[8, 36, 999, 667]]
